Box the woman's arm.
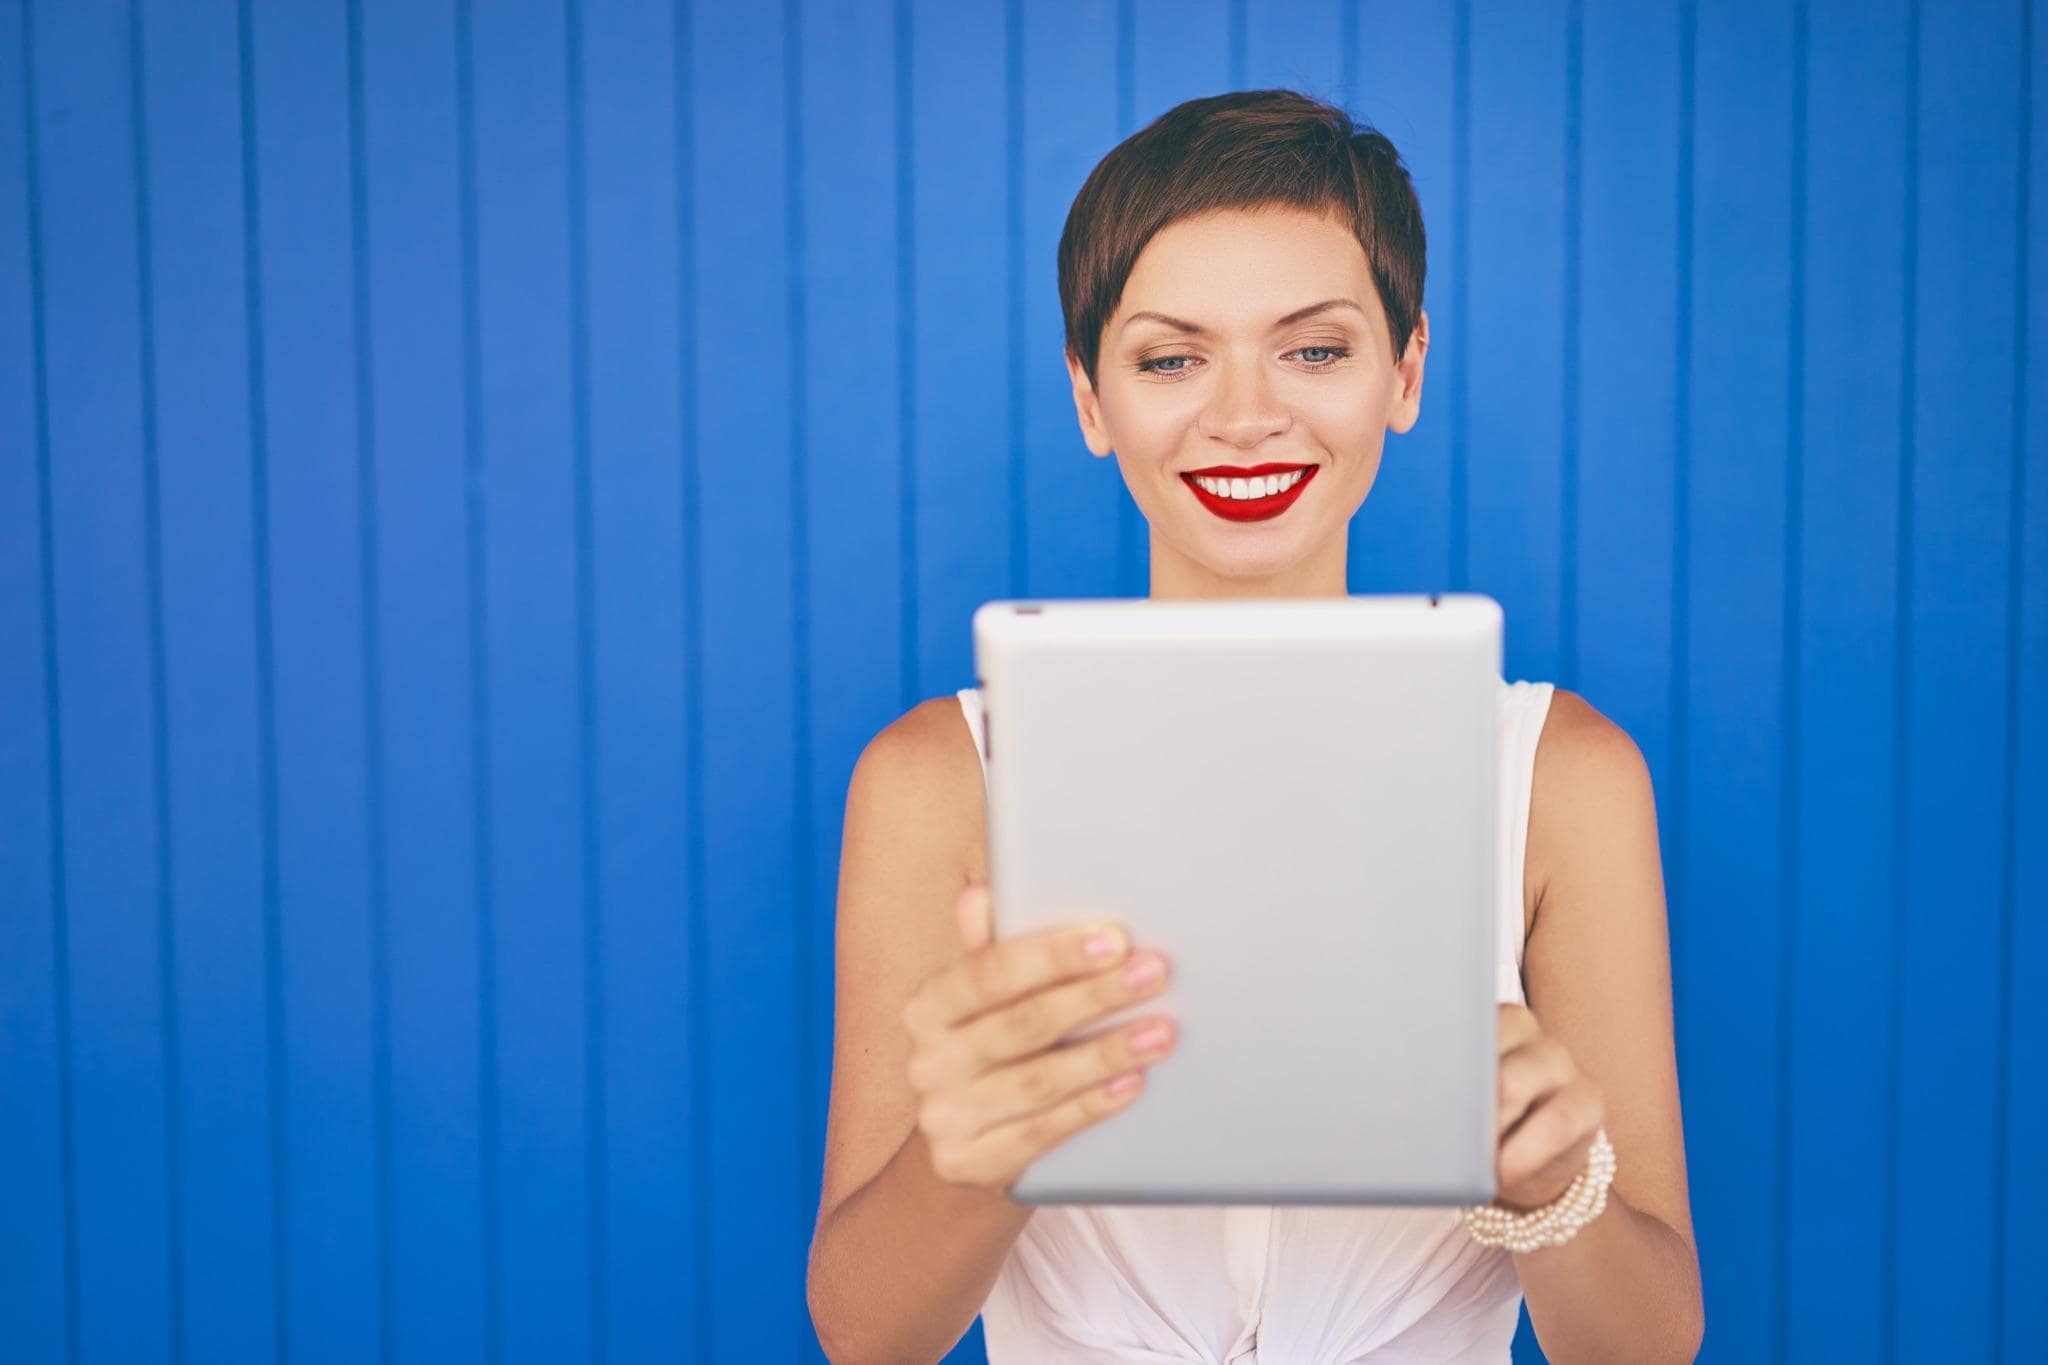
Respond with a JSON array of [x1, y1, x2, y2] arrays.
[[806, 699, 1030, 1363], [1510, 689, 1705, 1364], [809, 1125, 1032, 1364]]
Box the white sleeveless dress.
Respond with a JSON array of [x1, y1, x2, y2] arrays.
[[952, 677, 1556, 1364]]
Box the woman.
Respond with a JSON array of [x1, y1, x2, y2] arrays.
[[807, 88, 1703, 1364]]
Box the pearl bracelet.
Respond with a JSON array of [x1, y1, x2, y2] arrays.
[[1461, 1127, 1617, 1252]]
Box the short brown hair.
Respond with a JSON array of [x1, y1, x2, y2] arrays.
[[1057, 88, 1426, 389]]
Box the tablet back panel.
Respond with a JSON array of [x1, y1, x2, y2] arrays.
[[973, 593, 1502, 1205]]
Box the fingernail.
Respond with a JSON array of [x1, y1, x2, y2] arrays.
[[1085, 928, 1125, 960], [1123, 954, 1163, 988], [1130, 1020, 1172, 1054]]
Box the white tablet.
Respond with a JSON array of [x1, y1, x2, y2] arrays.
[[971, 592, 1503, 1206]]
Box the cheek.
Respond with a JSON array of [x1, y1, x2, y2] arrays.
[[1301, 380, 1392, 449], [1098, 387, 1195, 459]]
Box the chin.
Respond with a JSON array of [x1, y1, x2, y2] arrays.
[[1187, 533, 1314, 582]]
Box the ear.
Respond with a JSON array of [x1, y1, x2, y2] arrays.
[[1387, 307, 1430, 435], [1065, 347, 1115, 457]]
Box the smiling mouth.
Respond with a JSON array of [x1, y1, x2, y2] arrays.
[[1180, 463, 1318, 522]]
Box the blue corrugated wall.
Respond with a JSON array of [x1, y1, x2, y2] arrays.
[[1, 1, 2041, 1362]]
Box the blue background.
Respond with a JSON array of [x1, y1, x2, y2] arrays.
[[2, 1, 2042, 1362]]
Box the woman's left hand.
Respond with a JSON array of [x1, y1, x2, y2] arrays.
[[1492, 1001, 1607, 1213]]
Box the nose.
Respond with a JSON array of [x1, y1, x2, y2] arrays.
[[1196, 355, 1293, 450]]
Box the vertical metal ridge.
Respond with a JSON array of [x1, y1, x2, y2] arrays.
[[20, 3, 82, 1358], [1883, 3, 1922, 1359], [1990, 2, 2032, 1357], [1449, 0, 1470, 590], [1340, 0, 1358, 111], [124, 2, 186, 1358], [560, 1, 608, 1357], [1228, 0, 1245, 88], [1560, 0, 1582, 689], [1005, 0, 1025, 598], [1668, 0, 1695, 1002], [895, 0, 918, 708], [340, 2, 395, 1359], [234, 5, 291, 1358], [1777, 3, 1810, 1358], [783, 0, 821, 1342], [452, 2, 502, 1357], [669, 1, 711, 1355], [1114, 3, 1133, 143]]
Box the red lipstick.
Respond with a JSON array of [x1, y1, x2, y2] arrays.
[[1180, 462, 1318, 523]]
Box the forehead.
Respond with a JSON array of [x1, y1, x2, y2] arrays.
[[1117, 205, 1373, 327]]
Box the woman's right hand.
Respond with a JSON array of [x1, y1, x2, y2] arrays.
[[900, 881, 1177, 1197]]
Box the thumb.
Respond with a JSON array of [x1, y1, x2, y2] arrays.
[[955, 882, 994, 953]]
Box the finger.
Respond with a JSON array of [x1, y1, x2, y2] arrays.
[[955, 882, 994, 953], [1497, 1002, 1541, 1052], [1497, 1078, 1603, 1198], [954, 945, 1169, 1067], [917, 917, 1131, 1030], [1496, 1035, 1574, 1140], [917, 946, 1171, 1093], [1498, 1132, 1594, 1211], [951, 1006, 1176, 1135], [949, 1065, 1152, 1191]]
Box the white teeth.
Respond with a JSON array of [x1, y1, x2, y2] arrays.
[[1191, 469, 1307, 499]]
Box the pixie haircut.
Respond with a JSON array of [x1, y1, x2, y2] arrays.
[[1057, 87, 1427, 390]]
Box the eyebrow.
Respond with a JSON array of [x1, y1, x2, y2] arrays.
[[1119, 297, 1367, 338]]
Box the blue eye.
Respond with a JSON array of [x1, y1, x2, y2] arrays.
[[1134, 346, 1349, 377]]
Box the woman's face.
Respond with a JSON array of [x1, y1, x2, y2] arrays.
[[1066, 203, 1428, 599]]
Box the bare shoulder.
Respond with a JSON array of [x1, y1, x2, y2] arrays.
[[848, 693, 988, 875], [1525, 686, 1658, 935]]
